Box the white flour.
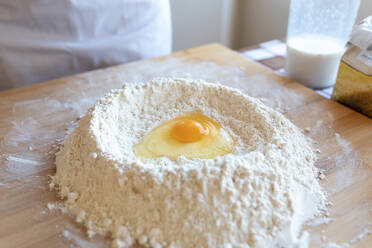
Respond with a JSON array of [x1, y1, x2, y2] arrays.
[[349, 224, 371, 244], [52, 78, 327, 248]]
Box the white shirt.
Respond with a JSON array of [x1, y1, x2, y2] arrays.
[[0, 0, 172, 90]]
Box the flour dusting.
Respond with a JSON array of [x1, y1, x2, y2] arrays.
[[349, 224, 371, 244]]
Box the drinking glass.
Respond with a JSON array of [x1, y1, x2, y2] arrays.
[[286, 0, 360, 88]]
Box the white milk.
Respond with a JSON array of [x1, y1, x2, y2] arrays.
[[286, 35, 345, 88]]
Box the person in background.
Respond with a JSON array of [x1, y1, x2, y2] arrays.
[[0, 0, 172, 90]]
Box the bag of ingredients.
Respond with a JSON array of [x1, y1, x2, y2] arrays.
[[332, 16, 372, 118]]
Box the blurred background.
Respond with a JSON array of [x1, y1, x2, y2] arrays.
[[170, 0, 372, 51]]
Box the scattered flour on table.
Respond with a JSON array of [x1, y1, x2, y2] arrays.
[[322, 243, 350, 248], [349, 224, 371, 244], [52, 78, 327, 248], [306, 217, 335, 227], [61, 223, 110, 248]]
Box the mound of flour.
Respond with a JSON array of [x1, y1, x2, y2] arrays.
[[52, 78, 327, 248]]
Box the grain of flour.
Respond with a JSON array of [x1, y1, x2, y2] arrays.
[[52, 78, 327, 248]]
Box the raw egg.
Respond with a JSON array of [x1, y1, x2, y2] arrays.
[[133, 114, 234, 160]]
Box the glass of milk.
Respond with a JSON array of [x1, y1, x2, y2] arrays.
[[286, 0, 360, 89]]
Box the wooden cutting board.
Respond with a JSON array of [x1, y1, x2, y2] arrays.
[[0, 44, 371, 248]]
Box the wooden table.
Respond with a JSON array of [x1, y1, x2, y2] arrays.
[[0, 44, 371, 248]]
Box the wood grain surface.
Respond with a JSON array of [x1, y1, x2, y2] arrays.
[[0, 44, 371, 248]]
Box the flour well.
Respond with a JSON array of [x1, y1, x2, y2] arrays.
[[52, 78, 327, 248]]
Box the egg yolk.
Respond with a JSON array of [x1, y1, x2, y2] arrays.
[[133, 114, 234, 160], [171, 120, 209, 143]]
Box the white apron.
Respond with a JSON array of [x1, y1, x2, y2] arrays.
[[0, 0, 172, 90]]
